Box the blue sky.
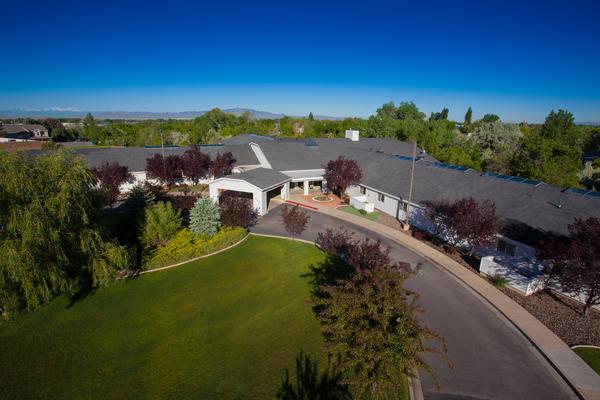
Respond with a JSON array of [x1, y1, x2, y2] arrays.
[[2, 0, 600, 122]]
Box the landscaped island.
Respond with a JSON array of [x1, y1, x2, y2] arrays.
[[0, 236, 326, 400]]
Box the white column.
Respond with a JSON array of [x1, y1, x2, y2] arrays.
[[209, 184, 220, 204], [303, 180, 310, 195], [281, 182, 290, 200]]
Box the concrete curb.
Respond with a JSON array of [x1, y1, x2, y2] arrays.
[[572, 345, 600, 350], [299, 204, 600, 400], [120, 233, 250, 277], [249, 232, 316, 246]]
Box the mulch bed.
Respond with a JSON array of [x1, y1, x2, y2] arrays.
[[499, 287, 600, 347]]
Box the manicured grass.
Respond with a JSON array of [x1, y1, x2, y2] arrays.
[[574, 347, 600, 375], [0, 236, 327, 400], [339, 205, 381, 221]]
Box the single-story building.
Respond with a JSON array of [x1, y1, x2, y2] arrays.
[[0, 124, 49, 142], [54, 132, 600, 300]]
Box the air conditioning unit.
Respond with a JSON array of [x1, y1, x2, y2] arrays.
[[345, 129, 360, 141]]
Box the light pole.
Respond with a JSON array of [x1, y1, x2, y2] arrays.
[[405, 140, 417, 230]]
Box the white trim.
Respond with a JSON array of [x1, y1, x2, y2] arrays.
[[249, 142, 272, 169], [209, 176, 290, 193]]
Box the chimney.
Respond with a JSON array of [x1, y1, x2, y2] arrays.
[[345, 129, 360, 142]]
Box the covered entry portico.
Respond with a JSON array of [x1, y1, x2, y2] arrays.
[[209, 167, 290, 215]]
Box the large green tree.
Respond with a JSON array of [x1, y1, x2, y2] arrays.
[[511, 134, 582, 187], [0, 150, 129, 313]]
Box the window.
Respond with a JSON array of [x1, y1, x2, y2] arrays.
[[377, 193, 385, 202], [497, 239, 516, 257], [360, 186, 366, 195]]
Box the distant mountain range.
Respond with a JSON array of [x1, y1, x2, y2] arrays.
[[0, 108, 344, 121]]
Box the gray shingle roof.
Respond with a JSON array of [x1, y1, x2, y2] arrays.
[[62, 144, 259, 171], [225, 167, 290, 190], [356, 154, 599, 239]]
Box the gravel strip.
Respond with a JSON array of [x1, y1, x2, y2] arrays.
[[500, 287, 600, 346]]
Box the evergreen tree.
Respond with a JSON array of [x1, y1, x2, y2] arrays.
[[141, 201, 182, 248], [189, 197, 221, 237], [308, 112, 315, 121], [464, 107, 473, 126]]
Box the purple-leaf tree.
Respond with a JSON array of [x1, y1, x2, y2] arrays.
[[424, 197, 500, 254], [323, 156, 362, 197], [219, 192, 257, 228], [90, 162, 134, 206], [280, 204, 310, 239], [538, 217, 600, 317], [210, 151, 234, 179], [146, 154, 183, 188], [181, 145, 211, 184]]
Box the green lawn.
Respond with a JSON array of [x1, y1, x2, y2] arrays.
[[339, 205, 381, 221], [0, 236, 327, 400], [574, 347, 600, 375]]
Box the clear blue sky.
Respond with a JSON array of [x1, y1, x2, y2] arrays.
[[2, 0, 600, 122]]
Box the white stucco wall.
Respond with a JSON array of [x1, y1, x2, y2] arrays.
[[209, 179, 265, 214]]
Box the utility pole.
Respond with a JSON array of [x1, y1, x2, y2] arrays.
[[160, 129, 167, 183], [406, 140, 417, 229]]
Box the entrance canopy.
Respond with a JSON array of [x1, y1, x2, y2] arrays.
[[209, 167, 290, 215]]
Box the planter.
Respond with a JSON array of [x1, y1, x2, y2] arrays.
[[312, 195, 334, 202]]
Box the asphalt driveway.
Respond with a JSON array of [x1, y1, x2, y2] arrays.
[[251, 205, 576, 400]]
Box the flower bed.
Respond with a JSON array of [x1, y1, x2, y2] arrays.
[[311, 195, 333, 202]]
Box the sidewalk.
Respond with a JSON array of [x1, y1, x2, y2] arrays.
[[286, 200, 600, 400]]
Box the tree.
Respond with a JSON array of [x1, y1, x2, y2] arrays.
[[189, 197, 221, 237], [181, 145, 211, 184], [480, 114, 500, 123], [538, 217, 600, 317], [429, 108, 449, 121], [323, 156, 362, 196], [511, 133, 582, 187], [424, 197, 501, 254], [146, 153, 183, 187], [313, 231, 446, 398], [280, 205, 310, 239], [469, 121, 522, 172], [219, 193, 257, 228], [90, 162, 134, 206], [276, 351, 351, 400], [0, 149, 129, 313], [540, 109, 579, 145], [396, 101, 425, 120], [83, 112, 99, 141], [141, 201, 182, 248], [308, 112, 315, 121], [464, 107, 473, 126], [210, 151, 234, 178]]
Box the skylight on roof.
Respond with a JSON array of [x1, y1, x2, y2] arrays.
[[564, 187, 600, 199], [392, 155, 415, 161], [432, 162, 470, 172], [483, 172, 543, 186]]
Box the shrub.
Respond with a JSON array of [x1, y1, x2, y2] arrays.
[[189, 197, 221, 236], [492, 274, 508, 287], [141, 201, 182, 248], [144, 226, 247, 268], [358, 209, 367, 215], [219, 193, 257, 228]]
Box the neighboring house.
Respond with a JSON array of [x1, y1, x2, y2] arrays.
[[0, 124, 50, 142], [62, 132, 600, 300]]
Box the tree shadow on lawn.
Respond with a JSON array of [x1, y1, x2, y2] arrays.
[[302, 255, 351, 300], [66, 272, 143, 309]]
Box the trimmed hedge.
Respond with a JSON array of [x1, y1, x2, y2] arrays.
[[143, 226, 248, 269]]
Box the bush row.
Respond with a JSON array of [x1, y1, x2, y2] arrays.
[[143, 226, 248, 269]]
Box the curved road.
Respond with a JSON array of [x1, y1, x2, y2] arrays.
[[252, 205, 577, 400]]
